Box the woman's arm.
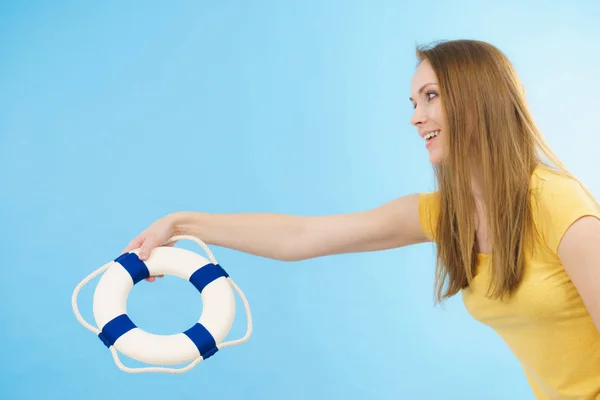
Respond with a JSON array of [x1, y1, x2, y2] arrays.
[[173, 193, 430, 261]]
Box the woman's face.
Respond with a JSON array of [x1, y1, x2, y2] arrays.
[[409, 59, 447, 165]]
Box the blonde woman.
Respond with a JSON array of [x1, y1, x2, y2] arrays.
[[123, 40, 600, 399]]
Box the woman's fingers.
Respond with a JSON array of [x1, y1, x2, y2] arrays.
[[122, 235, 144, 254]]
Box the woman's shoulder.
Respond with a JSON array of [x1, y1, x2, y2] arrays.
[[530, 163, 600, 253], [530, 163, 593, 202]]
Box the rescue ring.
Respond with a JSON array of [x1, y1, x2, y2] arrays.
[[72, 235, 252, 374]]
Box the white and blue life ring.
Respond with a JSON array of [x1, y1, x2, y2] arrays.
[[72, 235, 252, 374]]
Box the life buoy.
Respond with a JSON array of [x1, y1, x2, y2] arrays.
[[72, 235, 252, 374]]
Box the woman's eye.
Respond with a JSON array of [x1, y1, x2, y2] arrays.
[[427, 91, 437, 100], [413, 92, 437, 110], [412, 91, 438, 109]]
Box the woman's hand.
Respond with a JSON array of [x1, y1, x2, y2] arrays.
[[121, 214, 179, 282]]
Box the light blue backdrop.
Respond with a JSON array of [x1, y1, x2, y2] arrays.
[[2, 1, 599, 399]]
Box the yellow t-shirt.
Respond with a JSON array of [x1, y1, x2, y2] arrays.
[[418, 164, 600, 399]]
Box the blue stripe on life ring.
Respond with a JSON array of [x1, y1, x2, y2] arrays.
[[183, 323, 218, 359], [114, 252, 150, 284], [189, 263, 229, 293], [98, 314, 136, 347]]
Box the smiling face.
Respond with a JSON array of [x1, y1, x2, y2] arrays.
[[409, 59, 447, 165]]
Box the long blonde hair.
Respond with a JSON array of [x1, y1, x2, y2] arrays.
[[416, 39, 581, 302]]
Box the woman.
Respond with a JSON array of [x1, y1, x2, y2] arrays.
[[123, 39, 600, 399]]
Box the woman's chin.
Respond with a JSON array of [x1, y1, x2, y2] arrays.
[[428, 150, 444, 165]]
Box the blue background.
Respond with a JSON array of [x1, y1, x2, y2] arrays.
[[2, 1, 599, 399]]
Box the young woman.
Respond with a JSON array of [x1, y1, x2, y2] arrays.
[[123, 39, 600, 399]]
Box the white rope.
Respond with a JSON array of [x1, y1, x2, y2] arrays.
[[71, 234, 253, 374]]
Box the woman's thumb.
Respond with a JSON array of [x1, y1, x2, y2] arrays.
[[138, 239, 155, 261]]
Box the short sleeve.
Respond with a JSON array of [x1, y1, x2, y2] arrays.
[[418, 191, 440, 241], [534, 171, 600, 254]]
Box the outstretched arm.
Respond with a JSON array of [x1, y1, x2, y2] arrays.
[[174, 192, 430, 261]]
